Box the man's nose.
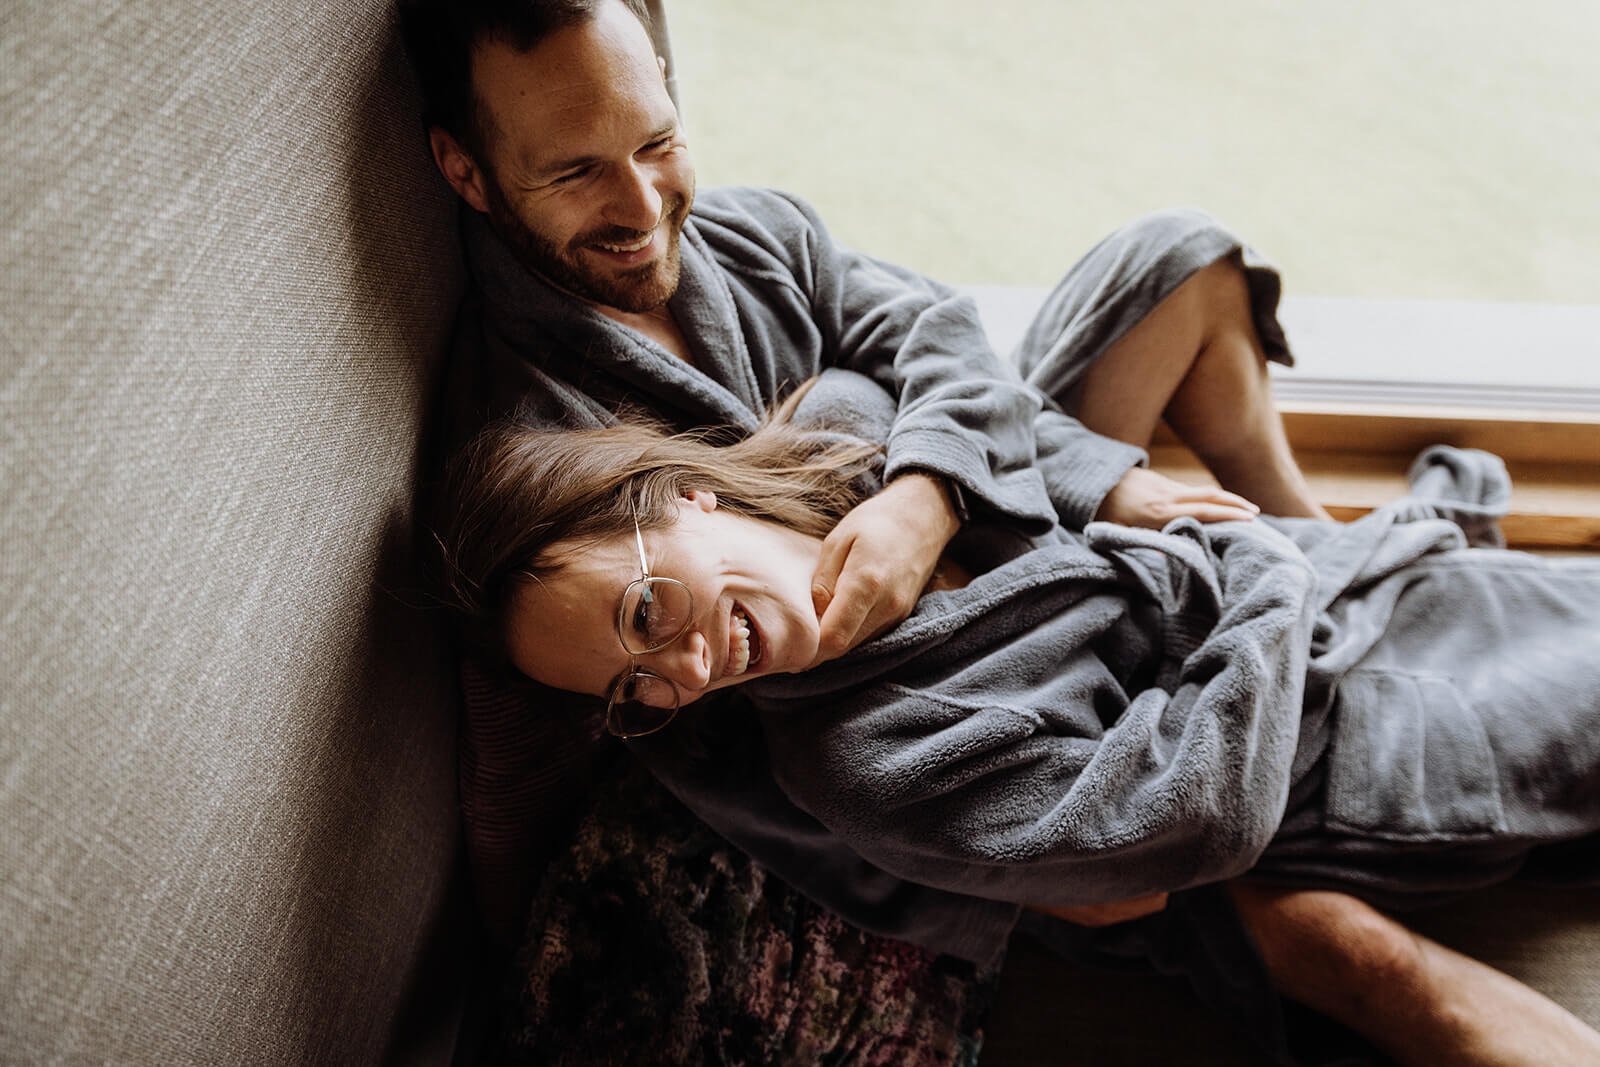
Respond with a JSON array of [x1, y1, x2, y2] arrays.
[[645, 630, 712, 694], [605, 160, 664, 232]]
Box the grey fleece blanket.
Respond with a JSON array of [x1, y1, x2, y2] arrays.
[[747, 397, 1600, 910]]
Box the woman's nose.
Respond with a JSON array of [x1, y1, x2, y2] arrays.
[[645, 630, 711, 694]]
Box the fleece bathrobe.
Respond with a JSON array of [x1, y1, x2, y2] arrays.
[[730, 379, 1600, 924], [451, 187, 1295, 962]]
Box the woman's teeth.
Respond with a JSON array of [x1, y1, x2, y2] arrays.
[[727, 607, 757, 676]]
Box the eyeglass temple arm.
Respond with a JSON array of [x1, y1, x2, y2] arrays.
[[633, 521, 650, 578]]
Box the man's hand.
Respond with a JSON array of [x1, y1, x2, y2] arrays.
[[810, 472, 960, 665], [1096, 466, 1260, 528], [1027, 892, 1171, 927]]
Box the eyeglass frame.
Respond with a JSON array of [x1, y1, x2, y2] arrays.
[[605, 518, 695, 739]]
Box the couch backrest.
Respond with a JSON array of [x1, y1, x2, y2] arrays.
[[1, 2, 468, 1062]]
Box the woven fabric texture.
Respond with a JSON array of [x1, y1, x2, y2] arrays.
[[1, 2, 465, 1062]]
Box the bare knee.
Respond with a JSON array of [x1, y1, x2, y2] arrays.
[[1194, 253, 1251, 304], [1148, 255, 1251, 340], [1155, 256, 1251, 345]]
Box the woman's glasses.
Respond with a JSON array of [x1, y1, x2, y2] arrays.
[[606, 520, 695, 739]]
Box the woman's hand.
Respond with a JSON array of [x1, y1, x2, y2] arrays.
[[809, 472, 959, 664], [1096, 466, 1260, 528], [1028, 892, 1171, 927]]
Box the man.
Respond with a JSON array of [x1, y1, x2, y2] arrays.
[[412, 0, 1319, 659], [400, 2, 1600, 1063]]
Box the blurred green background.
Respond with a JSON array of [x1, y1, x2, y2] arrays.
[[671, 1, 1598, 305]]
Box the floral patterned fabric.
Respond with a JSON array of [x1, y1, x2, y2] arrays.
[[487, 759, 998, 1066]]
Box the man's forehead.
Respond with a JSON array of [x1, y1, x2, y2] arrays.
[[469, 17, 671, 163]]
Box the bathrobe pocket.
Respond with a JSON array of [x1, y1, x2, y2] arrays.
[[1324, 669, 1506, 840]]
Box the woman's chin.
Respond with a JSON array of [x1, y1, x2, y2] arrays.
[[784, 633, 823, 673]]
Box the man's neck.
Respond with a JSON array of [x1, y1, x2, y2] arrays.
[[595, 303, 696, 367]]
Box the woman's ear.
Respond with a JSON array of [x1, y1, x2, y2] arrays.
[[681, 489, 718, 513]]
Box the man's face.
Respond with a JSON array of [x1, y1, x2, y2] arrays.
[[466, 2, 695, 314]]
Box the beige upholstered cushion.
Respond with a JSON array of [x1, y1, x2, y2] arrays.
[[1, 2, 465, 1062]]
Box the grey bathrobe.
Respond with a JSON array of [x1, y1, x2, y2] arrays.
[[446, 185, 1146, 527], [451, 188, 1291, 962], [739, 435, 1600, 919]]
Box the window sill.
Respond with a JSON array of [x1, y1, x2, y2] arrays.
[[1156, 405, 1599, 553]]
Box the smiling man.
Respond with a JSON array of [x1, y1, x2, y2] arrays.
[[406, 0, 1318, 665], [443, 12, 695, 318], [393, 2, 1581, 1064]]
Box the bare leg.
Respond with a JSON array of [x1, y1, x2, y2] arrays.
[[1075, 258, 1331, 519], [1231, 883, 1600, 1066]]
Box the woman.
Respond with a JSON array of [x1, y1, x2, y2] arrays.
[[437, 373, 1600, 1065]]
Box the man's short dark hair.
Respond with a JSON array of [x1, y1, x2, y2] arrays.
[[398, 0, 653, 156]]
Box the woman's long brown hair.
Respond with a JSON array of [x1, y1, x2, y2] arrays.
[[432, 382, 881, 657]]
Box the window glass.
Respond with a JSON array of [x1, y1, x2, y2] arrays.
[[673, 1, 1598, 306]]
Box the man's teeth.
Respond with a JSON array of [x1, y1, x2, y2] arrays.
[[728, 607, 753, 676], [598, 233, 652, 253]]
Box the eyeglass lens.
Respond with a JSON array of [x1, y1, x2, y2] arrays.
[[607, 670, 680, 738], [618, 577, 694, 654]]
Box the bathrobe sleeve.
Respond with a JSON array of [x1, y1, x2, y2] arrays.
[[755, 520, 1319, 906], [750, 191, 1144, 530]]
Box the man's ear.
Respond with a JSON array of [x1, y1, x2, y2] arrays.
[[428, 126, 491, 214]]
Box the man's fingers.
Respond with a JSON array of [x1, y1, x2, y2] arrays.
[[811, 529, 854, 614], [1165, 485, 1261, 523], [815, 577, 875, 662], [813, 527, 872, 661], [809, 480, 956, 661], [1177, 485, 1260, 513], [817, 566, 917, 662]]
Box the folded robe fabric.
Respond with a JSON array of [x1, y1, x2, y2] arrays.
[[743, 426, 1600, 912]]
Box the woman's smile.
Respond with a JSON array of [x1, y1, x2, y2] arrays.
[[725, 603, 765, 678], [504, 491, 823, 703]]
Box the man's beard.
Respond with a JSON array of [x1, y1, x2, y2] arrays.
[[483, 179, 692, 314]]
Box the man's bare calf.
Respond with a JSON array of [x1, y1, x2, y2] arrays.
[[1075, 257, 1332, 520]]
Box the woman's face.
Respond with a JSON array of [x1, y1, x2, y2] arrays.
[[505, 490, 824, 704]]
